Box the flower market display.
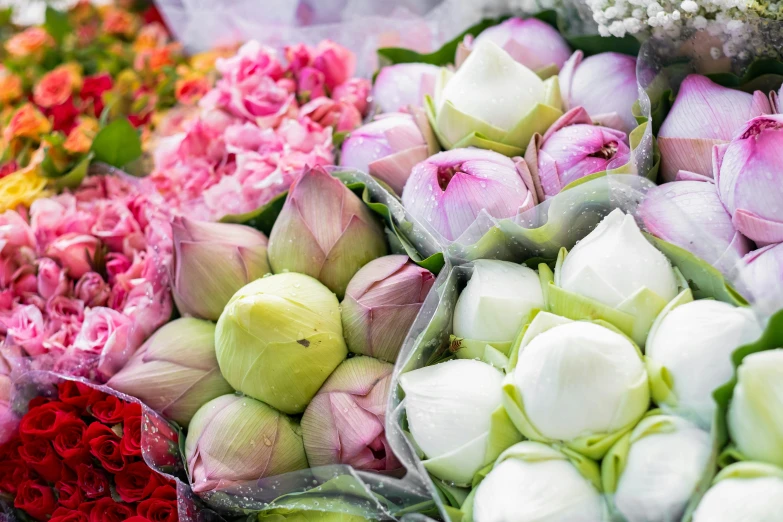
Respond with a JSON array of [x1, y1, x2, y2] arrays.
[[0, 1, 782, 521]]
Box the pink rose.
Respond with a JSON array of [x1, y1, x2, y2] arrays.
[[75, 272, 110, 307], [105, 253, 131, 284], [0, 210, 35, 255], [178, 122, 228, 164], [277, 117, 331, 153], [233, 151, 278, 184], [332, 78, 371, 116], [216, 40, 284, 85], [5, 304, 46, 356], [45, 233, 101, 279], [0, 353, 14, 445], [227, 76, 297, 126], [0, 290, 13, 311], [224, 122, 277, 153], [46, 295, 84, 327], [30, 195, 95, 247], [285, 43, 313, 74], [300, 97, 362, 132], [121, 281, 172, 340], [312, 40, 356, 90], [297, 67, 326, 101], [11, 267, 37, 298], [73, 307, 133, 377], [91, 201, 142, 252], [41, 323, 80, 354], [36, 258, 70, 300]]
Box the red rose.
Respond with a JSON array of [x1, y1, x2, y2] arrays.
[[48, 98, 80, 134], [20, 402, 77, 442], [56, 480, 84, 509], [29, 396, 50, 409], [58, 381, 97, 409], [90, 395, 126, 424], [74, 464, 110, 499], [53, 418, 91, 467], [0, 437, 23, 459], [0, 459, 30, 494], [80, 74, 113, 118], [121, 404, 142, 457], [137, 494, 177, 522], [19, 438, 64, 483], [50, 508, 89, 522], [115, 461, 164, 503], [126, 518, 152, 522], [81, 497, 134, 522], [15, 480, 58, 521], [151, 484, 177, 500], [84, 422, 126, 473]]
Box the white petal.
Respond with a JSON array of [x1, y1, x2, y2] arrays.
[[693, 477, 783, 522]]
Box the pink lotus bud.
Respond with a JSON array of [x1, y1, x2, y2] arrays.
[[526, 107, 630, 199], [471, 18, 571, 73], [640, 177, 751, 271], [401, 148, 537, 241], [107, 318, 233, 427], [372, 63, 439, 113], [185, 394, 307, 494], [45, 233, 101, 279], [740, 243, 783, 316], [36, 258, 69, 300], [312, 40, 356, 90], [0, 209, 35, 255], [340, 112, 433, 194], [341, 256, 434, 362], [658, 75, 772, 181], [171, 217, 271, 321], [301, 356, 399, 471], [559, 51, 639, 134], [74, 272, 110, 307], [332, 78, 371, 117], [268, 166, 388, 299], [715, 114, 783, 244]]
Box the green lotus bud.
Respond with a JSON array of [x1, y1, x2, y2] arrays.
[[185, 394, 308, 495], [107, 318, 233, 427], [215, 273, 347, 414], [268, 167, 388, 299]]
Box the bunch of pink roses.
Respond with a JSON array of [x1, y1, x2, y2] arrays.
[[147, 39, 370, 221], [0, 175, 173, 385]]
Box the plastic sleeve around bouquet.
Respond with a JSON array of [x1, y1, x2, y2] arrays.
[[0, 370, 223, 522]]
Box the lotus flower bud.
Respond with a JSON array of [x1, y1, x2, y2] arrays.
[[506, 312, 649, 459], [715, 114, 783, 244], [739, 243, 783, 316], [185, 394, 308, 494], [215, 273, 347, 414], [400, 359, 521, 485], [470, 18, 571, 74], [301, 356, 398, 471], [372, 63, 439, 113], [340, 113, 433, 195], [693, 462, 783, 522], [268, 167, 388, 299], [107, 318, 233, 427], [172, 217, 271, 321], [728, 350, 783, 468], [341, 256, 434, 362], [430, 41, 562, 154], [559, 51, 639, 134], [472, 442, 606, 522], [401, 148, 537, 242], [658, 75, 771, 181], [452, 260, 544, 361], [640, 178, 751, 272], [603, 415, 712, 522], [526, 107, 630, 199], [646, 299, 762, 427]]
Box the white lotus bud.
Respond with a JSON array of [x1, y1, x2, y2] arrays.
[[728, 349, 783, 467], [693, 462, 783, 522], [400, 359, 520, 485], [473, 442, 607, 522], [646, 299, 762, 427]]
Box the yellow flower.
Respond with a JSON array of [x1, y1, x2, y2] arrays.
[[0, 167, 50, 212]]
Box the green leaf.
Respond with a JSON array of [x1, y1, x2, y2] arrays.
[[707, 57, 783, 92], [54, 153, 93, 190], [90, 118, 142, 168], [220, 190, 288, 236], [44, 7, 72, 45]]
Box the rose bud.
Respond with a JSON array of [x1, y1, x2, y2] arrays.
[[185, 394, 307, 494], [640, 178, 751, 272], [400, 359, 521, 485], [603, 415, 712, 522], [526, 107, 630, 199], [107, 318, 233, 427], [658, 75, 771, 181], [728, 350, 783, 468], [506, 312, 649, 459], [739, 243, 783, 316], [472, 442, 607, 522], [268, 167, 388, 299], [45, 233, 101, 279], [372, 63, 439, 113], [172, 217, 271, 321], [36, 258, 69, 300], [341, 256, 434, 362], [452, 260, 544, 363], [339, 112, 435, 195], [74, 272, 110, 308], [215, 273, 347, 414], [301, 356, 398, 471], [430, 40, 562, 154], [646, 299, 762, 428], [401, 148, 537, 242], [693, 462, 783, 521], [469, 18, 571, 74], [559, 51, 639, 134], [715, 114, 783, 244]]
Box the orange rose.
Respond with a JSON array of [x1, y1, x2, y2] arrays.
[[33, 65, 82, 108], [175, 75, 210, 105], [5, 27, 53, 58], [0, 68, 22, 104], [102, 8, 139, 38], [3, 104, 51, 143], [63, 119, 99, 154], [133, 22, 169, 52], [134, 44, 180, 72]]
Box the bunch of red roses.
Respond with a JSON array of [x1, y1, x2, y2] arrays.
[[0, 380, 178, 522]]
